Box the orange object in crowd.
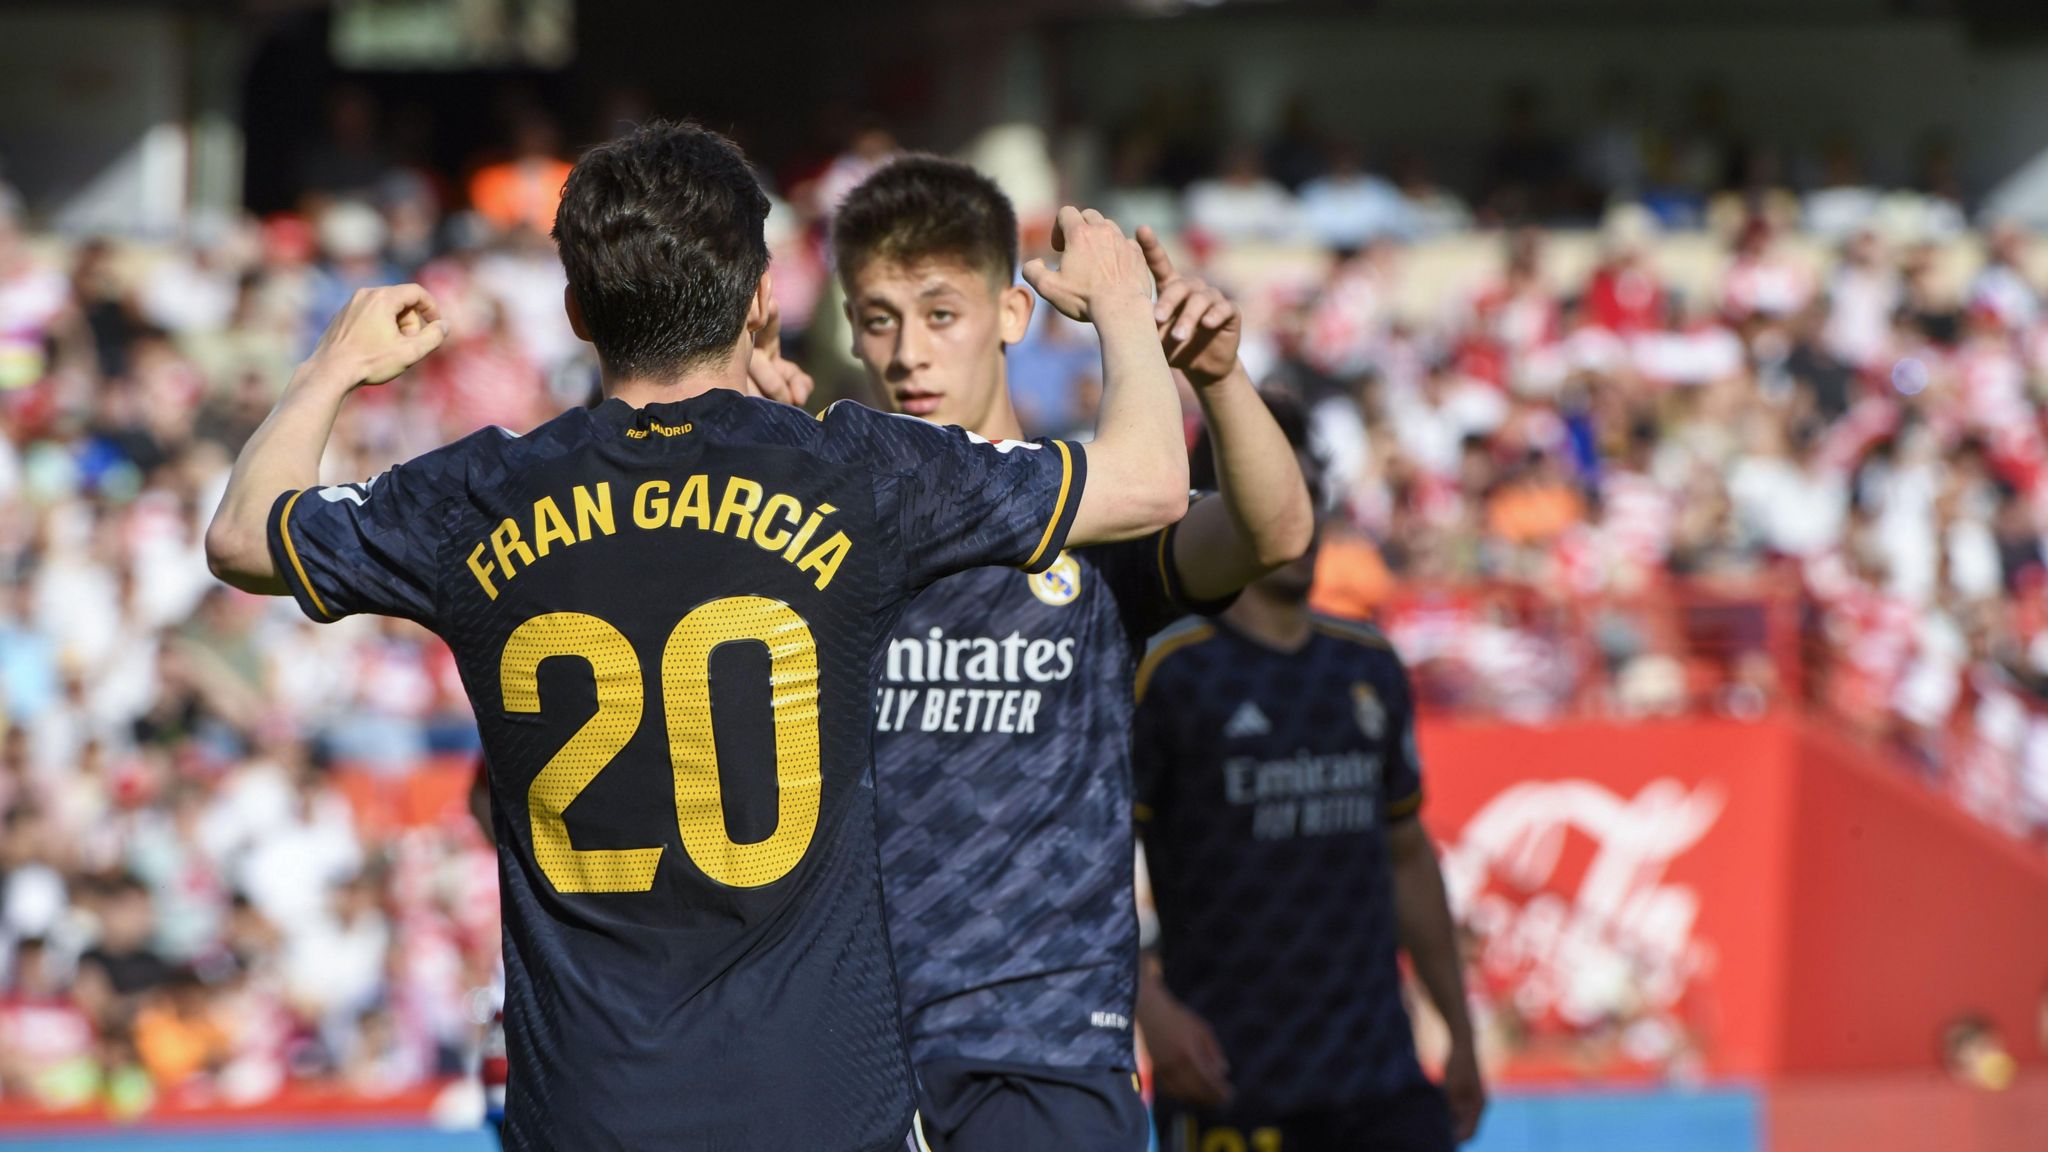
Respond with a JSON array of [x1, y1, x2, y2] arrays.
[[469, 157, 574, 236], [133, 1000, 229, 1088], [1486, 481, 1585, 544], [1309, 530, 1395, 621]]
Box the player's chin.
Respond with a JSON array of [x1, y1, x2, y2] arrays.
[[1272, 581, 1315, 605]]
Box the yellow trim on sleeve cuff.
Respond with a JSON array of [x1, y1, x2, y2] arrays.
[[278, 489, 336, 621], [1023, 440, 1074, 571], [1386, 790, 1424, 821]]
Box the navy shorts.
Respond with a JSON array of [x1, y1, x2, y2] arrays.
[[912, 1060, 1151, 1152], [1155, 1080, 1454, 1152]]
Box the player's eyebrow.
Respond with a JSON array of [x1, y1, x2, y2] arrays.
[[918, 282, 967, 300]]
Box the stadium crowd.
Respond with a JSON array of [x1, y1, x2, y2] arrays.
[[1, 99, 2047, 1111]]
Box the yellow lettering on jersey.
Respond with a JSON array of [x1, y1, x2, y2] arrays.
[[491, 518, 536, 579], [670, 474, 711, 530], [795, 531, 852, 590], [532, 497, 576, 558], [782, 504, 835, 562], [573, 482, 615, 541], [713, 477, 762, 538], [470, 477, 854, 597], [466, 542, 499, 600], [632, 480, 670, 529], [753, 493, 802, 553]]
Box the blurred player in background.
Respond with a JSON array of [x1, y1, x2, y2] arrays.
[[203, 121, 1194, 1152], [1133, 403, 1486, 1151], [834, 158, 1314, 1151]]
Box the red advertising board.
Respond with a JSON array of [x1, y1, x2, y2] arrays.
[[1416, 717, 2048, 1086]]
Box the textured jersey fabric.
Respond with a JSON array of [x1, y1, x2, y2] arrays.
[[874, 501, 1227, 1071], [1133, 615, 1427, 1115], [267, 391, 1083, 1152]]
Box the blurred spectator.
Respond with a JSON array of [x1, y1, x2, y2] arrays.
[[304, 202, 402, 357], [1184, 144, 1299, 244], [1823, 229, 1901, 372], [1392, 152, 1473, 239], [1804, 139, 1884, 241], [815, 125, 899, 215], [1969, 220, 2039, 333], [468, 107, 574, 240], [0, 186, 76, 391], [1298, 141, 1412, 249], [1583, 206, 1666, 337]]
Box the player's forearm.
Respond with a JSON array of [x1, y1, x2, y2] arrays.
[[1395, 837, 1476, 1046], [1172, 363, 1314, 601], [205, 364, 353, 592], [1070, 300, 1191, 544]]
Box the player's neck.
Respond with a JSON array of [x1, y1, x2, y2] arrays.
[[961, 365, 1026, 442], [1224, 588, 1313, 653], [602, 355, 748, 408]]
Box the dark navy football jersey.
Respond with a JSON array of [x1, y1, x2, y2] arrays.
[[265, 391, 1084, 1152], [1133, 615, 1427, 1115], [872, 501, 1226, 1071]]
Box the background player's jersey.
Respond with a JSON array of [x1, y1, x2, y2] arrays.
[[1134, 615, 1427, 1115], [873, 504, 1225, 1071], [265, 391, 1084, 1152]]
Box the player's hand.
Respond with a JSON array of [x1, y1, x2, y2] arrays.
[[745, 300, 814, 408], [1022, 206, 1153, 326], [305, 284, 449, 388], [1141, 989, 1233, 1109], [1136, 226, 1242, 388], [1442, 1041, 1486, 1143]]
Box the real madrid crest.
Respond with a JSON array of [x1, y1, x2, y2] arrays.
[[1027, 551, 1082, 607], [1351, 682, 1386, 740]]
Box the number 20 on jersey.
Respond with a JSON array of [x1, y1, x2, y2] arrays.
[[500, 595, 823, 892]]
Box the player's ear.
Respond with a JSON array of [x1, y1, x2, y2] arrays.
[[744, 271, 773, 336], [563, 285, 590, 342], [843, 296, 861, 358], [998, 282, 1034, 347]]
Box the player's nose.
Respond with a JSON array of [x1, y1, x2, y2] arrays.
[[892, 322, 932, 374]]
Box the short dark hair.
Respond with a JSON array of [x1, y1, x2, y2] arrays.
[[553, 120, 770, 379], [832, 156, 1017, 287]]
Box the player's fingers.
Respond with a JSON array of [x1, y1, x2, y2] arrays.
[[1170, 287, 1218, 342], [1137, 226, 1179, 286], [381, 283, 441, 323], [745, 350, 784, 403], [1051, 207, 1081, 253], [1020, 257, 1055, 300], [783, 361, 814, 408], [1022, 259, 1080, 316], [1153, 280, 1194, 327], [1196, 297, 1237, 331], [408, 319, 450, 357]]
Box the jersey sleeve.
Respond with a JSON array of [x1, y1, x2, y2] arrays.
[[824, 401, 1086, 590], [1091, 491, 1240, 641], [1384, 656, 1424, 822], [265, 458, 453, 625]]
